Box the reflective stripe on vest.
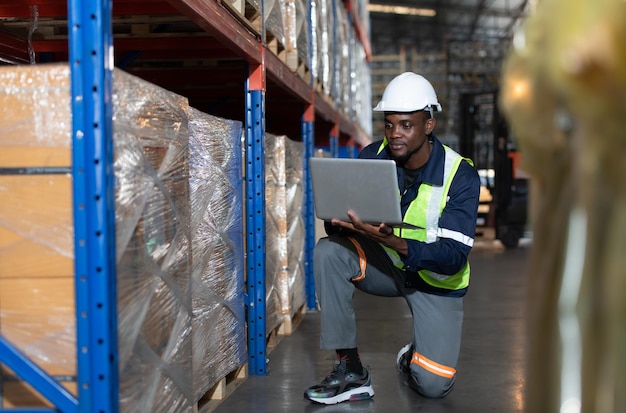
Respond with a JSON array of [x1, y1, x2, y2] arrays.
[[379, 143, 472, 291]]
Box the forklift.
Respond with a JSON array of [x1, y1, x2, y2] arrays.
[[460, 91, 528, 249]]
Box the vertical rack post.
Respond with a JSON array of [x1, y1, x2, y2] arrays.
[[330, 123, 339, 158], [68, 0, 119, 410], [245, 59, 268, 376], [304, 0, 318, 311], [302, 104, 316, 310]]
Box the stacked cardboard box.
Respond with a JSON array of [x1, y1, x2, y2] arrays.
[[0, 64, 247, 411], [188, 107, 247, 401], [264, 133, 306, 337], [0, 65, 76, 406]]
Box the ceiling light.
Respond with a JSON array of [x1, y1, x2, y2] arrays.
[[368, 4, 437, 17]]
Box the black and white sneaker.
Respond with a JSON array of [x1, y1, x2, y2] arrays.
[[396, 343, 413, 374], [304, 359, 374, 404]]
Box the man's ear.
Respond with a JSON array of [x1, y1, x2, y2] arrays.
[[426, 118, 436, 134]]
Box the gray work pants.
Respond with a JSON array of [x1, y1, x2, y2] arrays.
[[314, 234, 464, 398]]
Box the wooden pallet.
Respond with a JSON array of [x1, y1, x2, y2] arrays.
[[196, 364, 248, 413], [279, 303, 307, 336], [266, 303, 307, 351], [293, 54, 311, 84], [314, 78, 335, 106], [222, 0, 312, 85], [194, 303, 306, 411], [266, 32, 294, 68], [266, 34, 311, 85], [221, 0, 262, 38]]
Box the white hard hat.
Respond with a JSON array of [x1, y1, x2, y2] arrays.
[[373, 72, 442, 113]]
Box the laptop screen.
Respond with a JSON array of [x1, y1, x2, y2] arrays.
[[309, 157, 405, 226]]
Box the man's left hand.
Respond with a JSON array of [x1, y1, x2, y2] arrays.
[[331, 210, 408, 256]]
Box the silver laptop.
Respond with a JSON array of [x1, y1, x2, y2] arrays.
[[309, 157, 418, 228]]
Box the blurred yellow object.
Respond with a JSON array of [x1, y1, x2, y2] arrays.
[[500, 0, 626, 412]]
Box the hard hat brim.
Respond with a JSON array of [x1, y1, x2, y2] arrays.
[[372, 103, 443, 112]]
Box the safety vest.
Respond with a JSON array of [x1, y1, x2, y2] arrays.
[[377, 139, 471, 291]]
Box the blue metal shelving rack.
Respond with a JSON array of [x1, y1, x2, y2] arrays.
[[0, 0, 371, 408], [68, 0, 119, 410], [302, 110, 316, 311], [245, 62, 268, 376]]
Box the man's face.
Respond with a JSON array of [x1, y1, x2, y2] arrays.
[[384, 111, 434, 167]]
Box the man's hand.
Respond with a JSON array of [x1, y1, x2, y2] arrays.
[[330, 210, 408, 256]]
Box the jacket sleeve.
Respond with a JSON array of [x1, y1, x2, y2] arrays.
[[401, 160, 481, 275]]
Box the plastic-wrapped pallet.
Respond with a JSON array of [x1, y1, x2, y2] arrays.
[[294, 0, 310, 79], [334, 0, 352, 115], [284, 136, 306, 325], [0, 64, 195, 412], [187, 107, 247, 402], [112, 69, 193, 413], [247, 0, 309, 76], [0, 64, 76, 408], [264, 133, 288, 336], [264, 133, 306, 337], [311, 0, 335, 97], [247, 0, 287, 61], [353, 41, 373, 138]]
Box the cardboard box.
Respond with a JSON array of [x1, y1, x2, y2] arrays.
[[0, 64, 194, 410], [0, 64, 71, 168]]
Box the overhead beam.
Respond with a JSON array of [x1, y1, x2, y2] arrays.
[[166, 0, 261, 63]]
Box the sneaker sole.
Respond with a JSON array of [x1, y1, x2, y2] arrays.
[[396, 343, 412, 373], [306, 385, 374, 405]]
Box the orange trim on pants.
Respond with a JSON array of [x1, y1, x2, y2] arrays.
[[412, 351, 456, 379], [346, 236, 366, 281]]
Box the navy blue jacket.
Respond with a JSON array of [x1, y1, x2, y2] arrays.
[[359, 135, 481, 297]]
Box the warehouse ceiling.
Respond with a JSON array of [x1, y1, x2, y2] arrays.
[[369, 0, 528, 49], [368, 0, 529, 85]]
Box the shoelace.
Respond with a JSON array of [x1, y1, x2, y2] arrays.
[[322, 361, 347, 383]]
